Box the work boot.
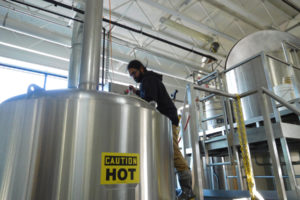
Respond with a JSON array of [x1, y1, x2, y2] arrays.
[[177, 170, 196, 200]]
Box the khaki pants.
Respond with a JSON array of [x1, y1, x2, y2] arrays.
[[172, 125, 189, 172]]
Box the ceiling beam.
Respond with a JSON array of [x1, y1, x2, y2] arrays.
[[110, 34, 212, 74], [139, 0, 237, 42], [102, 8, 226, 59], [203, 0, 266, 30]]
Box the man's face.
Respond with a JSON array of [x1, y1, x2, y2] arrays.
[[129, 68, 142, 83]]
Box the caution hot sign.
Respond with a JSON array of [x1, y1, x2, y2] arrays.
[[101, 152, 140, 184]]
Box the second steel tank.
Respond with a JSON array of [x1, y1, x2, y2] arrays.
[[225, 30, 300, 120]]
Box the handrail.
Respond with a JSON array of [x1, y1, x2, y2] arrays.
[[283, 41, 300, 51], [266, 54, 300, 70], [261, 87, 300, 116], [192, 84, 300, 117], [193, 85, 236, 98]]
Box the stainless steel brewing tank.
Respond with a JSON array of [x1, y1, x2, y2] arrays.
[[204, 97, 224, 130], [225, 30, 300, 120], [0, 89, 175, 200]]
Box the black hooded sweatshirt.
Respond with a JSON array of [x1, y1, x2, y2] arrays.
[[136, 70, 179, 126]]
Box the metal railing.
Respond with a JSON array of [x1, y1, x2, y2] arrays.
[[187, 82, 300, 200], [182, 41, 300, 200]]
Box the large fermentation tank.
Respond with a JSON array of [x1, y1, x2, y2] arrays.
[[0, 90, 175, 200], [226, 30, 300, 120], [205, 97, 224, 130]]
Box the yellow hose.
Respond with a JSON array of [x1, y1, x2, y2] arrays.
[[233, 95, 255, 199]]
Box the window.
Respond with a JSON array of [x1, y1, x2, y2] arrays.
[[0, 66, 44, 103], [45, 75, 68, 90]]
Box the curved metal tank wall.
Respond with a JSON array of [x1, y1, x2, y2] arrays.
[[226, 30, 300, 120], [205, 97, 224, 130], [0, 90, 175, 200]]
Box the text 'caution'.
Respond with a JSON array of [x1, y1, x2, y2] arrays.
[[101, 152, 139, 184]]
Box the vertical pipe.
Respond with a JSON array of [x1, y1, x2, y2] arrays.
[[101, 28, 106, 91], [199, 98, 211, 189], [187, 84, 204, 200], [261, 52, 281, 123], [259, 90, 287, 200], [223, 73, 243, 190], [79, 0, 103, 90], [68, 9, 84, 88], [280, 137, 300, 198]]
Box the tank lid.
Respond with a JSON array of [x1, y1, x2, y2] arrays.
[[226, 30, 300, 69], [2, 89, 157, 110]]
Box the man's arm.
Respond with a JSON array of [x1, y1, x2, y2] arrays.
[[141, 77, 159, 102], [129, 85, 140, 96]]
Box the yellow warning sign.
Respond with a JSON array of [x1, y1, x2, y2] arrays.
[[101, 152, 140, 184]]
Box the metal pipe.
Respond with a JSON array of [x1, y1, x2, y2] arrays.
[[8, 0, 83, 22], [261, 87, 300, 116], [239, 89, 258, 98], [79, 0, 103, 90], [199, 94, 215, 102], [101, 28, 106, 91], [68, 6, 84, 88], [224, 53, 261, 72], [266, 54, 300, 70], [202, 114, 223, 122], [259, 89, 287, 199], [280, 137, 300, 196], [197, 76, 218, 85], [186, 84, 205, 199], [207, 162, 231, 166], [193, 85, 236, 98], [197, 71, 217, 83]]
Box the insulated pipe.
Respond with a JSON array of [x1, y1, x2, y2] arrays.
[[68, 3, 84, 88], [79, 0, 103, 90]]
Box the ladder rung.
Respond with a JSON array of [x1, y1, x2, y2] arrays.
[[199, 94, 215, 102], [207, 162, 231, 166], [202, 114, 223, 122]]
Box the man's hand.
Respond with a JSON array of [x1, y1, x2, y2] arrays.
[[129, 85, 137, 94]]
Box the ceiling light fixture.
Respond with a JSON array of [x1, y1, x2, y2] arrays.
[[160, 17, 214, 43]]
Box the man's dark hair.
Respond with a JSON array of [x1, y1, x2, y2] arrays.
[[127, 60, 146, 70]]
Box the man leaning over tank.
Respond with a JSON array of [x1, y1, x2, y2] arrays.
[[127, 60, 195, 200]]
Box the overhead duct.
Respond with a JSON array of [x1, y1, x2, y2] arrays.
[[68, 2, 84, 89], [78, 0, 102, 90], [160, 17, 213, 43]]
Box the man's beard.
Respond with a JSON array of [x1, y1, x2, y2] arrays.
[[134, 73, 143, 83]]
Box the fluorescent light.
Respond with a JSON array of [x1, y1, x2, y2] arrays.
[[0, 42, 69, 62], [0, 56, 68, 76], [160, 17, 213, 43], [0, 26, 71, 48]]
